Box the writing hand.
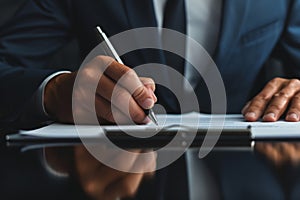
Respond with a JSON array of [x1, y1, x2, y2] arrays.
[[44, 56, 157, 124], [242, 78, 300, 122]]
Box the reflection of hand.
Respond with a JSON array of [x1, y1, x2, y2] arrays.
[[242, 78, 300, 122], [44, 146, 156, 200], [44, 55, 157, 124], [74, 146, 156, 200], [256, 142, 300, 166]]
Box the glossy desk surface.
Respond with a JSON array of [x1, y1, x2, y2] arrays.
[[1, 133, 300, 200]]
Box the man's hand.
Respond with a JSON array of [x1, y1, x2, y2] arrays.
[[44, 56, 157, 124], [242, 77, 300, 122]]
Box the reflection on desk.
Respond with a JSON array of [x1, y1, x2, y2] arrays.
[[3, 141, 300, 200], [44, 146, 156, 200]]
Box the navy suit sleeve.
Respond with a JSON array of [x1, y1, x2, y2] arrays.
[[272, 0, 300, 77], [0, 0, 72, 127]]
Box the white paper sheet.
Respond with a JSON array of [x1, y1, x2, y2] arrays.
[[20, 112, 300, 138]]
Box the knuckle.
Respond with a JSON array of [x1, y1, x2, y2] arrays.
[[274, 91, 290, 99], [247, 104, 262, 111], [95, 55, 114, 63], [124, 69, 138, 81], [94, 55, 114, 69], [271, 77, 283, 83], [113, 88, 129, 103], [95, 55, 106, 61], [133, 86, 147, 100], [254, 94, 271, 102], [119, 69, 139, 86], [289, 79, 300, 86], [80, 67, 95, 80], [266, 82, 277, 91], [140, 77, 155, 85], [146, 77, 155, 84], [142, 78, 156, 91], [288, 108, 300, 114], [267, 104, 283, 111]]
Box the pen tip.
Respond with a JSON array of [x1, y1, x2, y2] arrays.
[[148, 110, 159, 126]]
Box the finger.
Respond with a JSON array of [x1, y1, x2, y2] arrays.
[[241, 101, 251, 115], [105, 61, 155, 109], [140, 77, 156, 91], [286, 92, 300, 122], [95, 95, 133, 124], [263, 79, 300, 122], [263, 92, 293, 122], [96, 74, 148, 123], [244, 78, 284, 121], [140, 77, 158, 103]]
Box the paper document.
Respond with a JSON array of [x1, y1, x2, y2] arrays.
[[19, 112, 300, 139]]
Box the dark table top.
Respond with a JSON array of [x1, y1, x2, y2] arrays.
[[2, 132, 300, 200]]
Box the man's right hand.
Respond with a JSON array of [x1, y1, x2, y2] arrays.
[[44, 55, 157, 124]]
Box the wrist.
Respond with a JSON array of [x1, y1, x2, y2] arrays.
[[44, 72, 76, 123]]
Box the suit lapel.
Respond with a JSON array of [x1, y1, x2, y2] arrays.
[[214, 0, 250, 69]]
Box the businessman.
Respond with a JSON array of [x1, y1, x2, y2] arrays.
[[1, 0, 300, 127], [1, 0, 300, 199]]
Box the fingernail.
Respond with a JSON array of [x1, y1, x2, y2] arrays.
[[288, 113, 299, 120], [245, 112, 256, 119], [263, 113, 276, 120], [142, 98, 154, 109], [142, 117, 151, 124]]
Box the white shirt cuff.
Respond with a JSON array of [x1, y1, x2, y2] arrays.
[[37, 71, 71, 118]]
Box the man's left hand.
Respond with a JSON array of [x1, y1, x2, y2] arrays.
[[242, 77, 300, 122]]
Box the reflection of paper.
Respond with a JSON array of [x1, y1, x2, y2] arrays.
[[20, 124, 105, 138], [251, 127, 300, 139], [20, 112, 300, 138]]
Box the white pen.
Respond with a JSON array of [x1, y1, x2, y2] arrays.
[[95, 26, 158, 125]]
